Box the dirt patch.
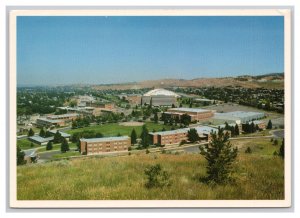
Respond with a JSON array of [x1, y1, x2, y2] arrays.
[[119, 121, 145, 127]]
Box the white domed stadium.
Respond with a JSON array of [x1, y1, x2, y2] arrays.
[[142, 88, 180, 106], [143, 89, 180, 97]]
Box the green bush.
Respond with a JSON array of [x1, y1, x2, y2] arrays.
[[144, 164, 171, 188], [245, 147, 252, 154]]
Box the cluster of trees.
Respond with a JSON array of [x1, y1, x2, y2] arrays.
[[71, 117, 91, 129], [223, 123, 240, 137], [39, 128, 52, 138], [71, 130, 103, 143], [17, 88, 73, 116], [161, 113, 191, 127], [242, 122, 260, 134], [94, 112, 125, 124]]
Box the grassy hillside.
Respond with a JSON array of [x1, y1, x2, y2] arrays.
[[17, 138, 284, 200]]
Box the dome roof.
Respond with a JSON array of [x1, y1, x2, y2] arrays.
[[143, 89, 180, 97]]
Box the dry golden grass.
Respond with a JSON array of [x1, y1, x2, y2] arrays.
[[17, 138, 284, 200]]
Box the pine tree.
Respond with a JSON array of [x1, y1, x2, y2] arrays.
[[72, 120, 77, 129], [46, 141, 53, 150], [17, 146, 26, 165], [140, 125, 149, 147], [130, 129, 137, 145], [180, 113, 191, 127], [53, 131, 62, 143], [45, 130, 52, 137], [187, 128, 200, 143], [27, 128, 34, 137], [199, 130, 238, 184], [225, 122, 229, 130], [39, 128, 46, 137], [267, 120, 273, 129], [154, 112, 158, 123], [61, 138, 69, 153], [250, 122, 255, 133], [245, 147, 252, 153], [234, 124, 240, 135], [279, 139, 284, 158], [149, 97, 153, 108]]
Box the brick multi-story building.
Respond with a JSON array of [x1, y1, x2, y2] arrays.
[[150, 128, 189, 145], [149, 126, 218, 145], [80, 136, 131, 155], [165, 108, 214, 122]]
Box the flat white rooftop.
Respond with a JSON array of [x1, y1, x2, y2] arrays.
[[149, 125, 218, 136], [168, 108, 211, 113], [29, 135, 54, 143], [80, 136, 130, 143], [214, 111, 265, 118], [47, 113, 79, 119]]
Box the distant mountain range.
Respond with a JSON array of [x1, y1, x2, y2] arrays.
[[91, 73, 284, 90]]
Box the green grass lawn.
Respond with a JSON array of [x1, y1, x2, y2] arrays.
[[17, 139, 40, 150], [17, 137, 284, 200], [66, 122, 177, 137]]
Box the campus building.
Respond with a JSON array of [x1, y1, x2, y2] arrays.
[[213, 111, 265, 123], [57, 106, 112, 116], [127, 95, 142, 105], [149, 126, 218, 145], [80, 136, 131, 155], [165, 108, 214, 122], [141, 88, 180, 106], [251, 120, 266, 130], [36, 118, 65, 128], [28, 130, 70, 145], [36, 113, 79, 127], [28, 135, 54, 145]]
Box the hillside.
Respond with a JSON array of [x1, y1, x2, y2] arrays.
[[17, 138, 284, 200], [91, 73, 284, 90]]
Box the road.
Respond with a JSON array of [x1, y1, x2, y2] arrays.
[[271, 129, 284, 138]]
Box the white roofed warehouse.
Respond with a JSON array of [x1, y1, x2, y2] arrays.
[[142, 88, 180, 106], [213, 111, 265, 123]]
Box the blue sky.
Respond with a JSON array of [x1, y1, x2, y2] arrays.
[[17, 16, 284, 86]]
